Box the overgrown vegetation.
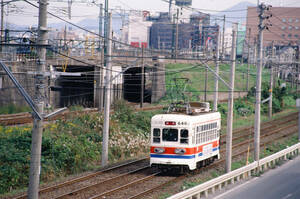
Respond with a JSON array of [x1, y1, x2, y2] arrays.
[[0, 100, 162, 195], [0, 104, 31, 114], [1, 63, 299, 196]]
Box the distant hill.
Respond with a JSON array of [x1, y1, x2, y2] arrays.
[[212, 1, 256, 28], [9, 2, 255, 34], [48, 14, 125, 35]]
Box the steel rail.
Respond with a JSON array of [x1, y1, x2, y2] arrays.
[[11, 112, 298, 199], [14, 158, 148, 199], [119, 125, 298, 199], [89, 172, 162, 199], [54, 166, 151, 199]]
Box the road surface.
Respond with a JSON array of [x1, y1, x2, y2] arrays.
[[213, 155, 300, 199]]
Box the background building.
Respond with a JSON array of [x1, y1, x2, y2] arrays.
[[245, 6, 300, 47], [121, 11, 152, 48], [148, 11, 211, 50]]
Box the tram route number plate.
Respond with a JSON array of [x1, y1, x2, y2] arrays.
[[203, 144, 212, 156]]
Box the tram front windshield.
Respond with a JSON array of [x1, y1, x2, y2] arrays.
[[162, 128, 178, 142]]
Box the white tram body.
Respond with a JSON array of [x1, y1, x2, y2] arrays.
[[150, 111, 221, 170]]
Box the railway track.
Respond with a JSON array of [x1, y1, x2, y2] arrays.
[[94, 121, 298, 199], [140, 121, 298, 199], [220, 111, 298, 145], [11, 111, 298, 199], [14, 158, 149, 199], [0, 105, 165, 126]]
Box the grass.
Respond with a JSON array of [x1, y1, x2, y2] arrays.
[[0, 104, 31, 114], [220, 106, 298, 134], [0, 101, 163, 196], [161, 63, 271, 103]]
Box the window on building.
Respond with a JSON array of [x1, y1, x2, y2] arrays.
[[288, 34, 292, 38], [282, 34, 285, 38], [296, 19, 299, 23], [282, 18, 286, 22], [289, 18, 293, 23], [295, 34, 299, 38], [282, 26, 286, 30], [296, 26, 299, 30], [288, 26, 293, 30]]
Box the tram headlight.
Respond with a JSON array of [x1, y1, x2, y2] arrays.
[[154, 148, 165, 154], [174, 148, 186, 154]]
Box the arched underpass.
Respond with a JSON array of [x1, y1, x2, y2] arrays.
[[123, 67, 151, 103], [53, 65, 95, 107]]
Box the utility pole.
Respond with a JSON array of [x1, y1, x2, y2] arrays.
[[1, 0, 4, 52], [269, 41, 274, 119], [64, 25, 67, 48], [99, 48, 104, 111], [296, 45, 300, 93], [175, 8, 179, 60], [169, 0, 173, 21], [213, 27, 220, 111], [102, 13, 112, 167], [221, 15, 226, 59], [140, 47, 144, 108], [204, 66, 208, 101], [99, 3, 103, 49], [254, 3, 271, 162], [171, 14, 175, 57], [103, 0, 108, 54], [225, 24, 237, 173], [28, 0, 47, 198], [297, 99, 300, 141], [253, 37, 257, 68], [246, 28, 251, 91]]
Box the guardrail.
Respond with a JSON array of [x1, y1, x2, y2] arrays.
[[168, 142, 300, 199]]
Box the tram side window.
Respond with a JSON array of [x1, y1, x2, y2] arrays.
[[180, 129, 189, 144], [153, 128, 160, 143], [163, 128, 178, 142]]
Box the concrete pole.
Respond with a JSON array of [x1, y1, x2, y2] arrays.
[[297, 99, 300, 141], [225, 24, 237, 173], [298, 108, 300, 142], [171, 13, 175, 57], [140, 47, 144, 108], [213, 27, 220, 111], [269, 41, 274, 119], [297, 45, 300, 91], [175, 8, 179, 60], [99, 3, 103, 49], [204, 66, 208, 102], [254, 5, 264, 162], [99, 48, 104, 111], [246, 28, 251, 91], [102, 13, 112, 167], [169, 0, 173, 21], [221, 15, 225, 59], [253, 37, 257, 68], [1, 0, 3, 52], [103, 0, 108, 54], [28, 0, 47, 198]]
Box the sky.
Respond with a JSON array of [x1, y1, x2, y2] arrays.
[[4, 0, 300, 27]]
